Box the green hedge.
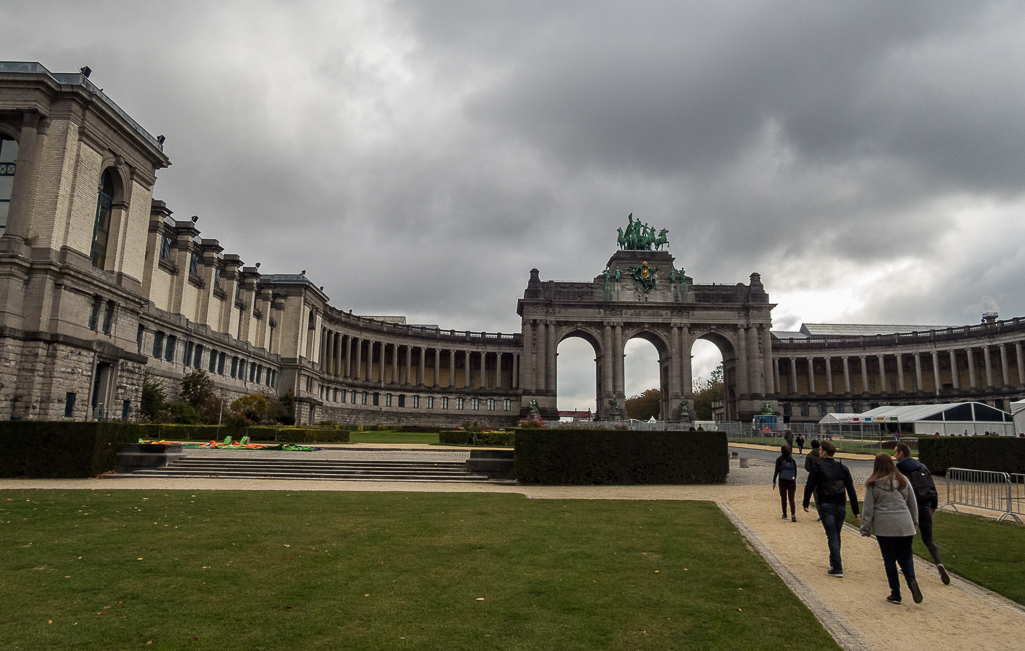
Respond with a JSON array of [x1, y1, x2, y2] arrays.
[[919, 436, 1025, 476], [439, 430, 515, 446], [515, 429, 728, 485], [0, 421, 143, 478]]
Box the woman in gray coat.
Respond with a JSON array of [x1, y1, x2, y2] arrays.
[[860, 453, 922, 604]]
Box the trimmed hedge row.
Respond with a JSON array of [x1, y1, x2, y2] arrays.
[[0, 421, 142, 478], [439, 430, 515, 446], [515, 429, 728, 485], [134, 423, 349, 443], [919, 436, 1025, 476]]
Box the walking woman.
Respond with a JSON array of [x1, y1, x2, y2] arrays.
[[772, 445, 799, 521], [860, 453, 922, 604]]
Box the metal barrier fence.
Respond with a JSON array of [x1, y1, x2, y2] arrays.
[[941, 467, 1023, 523]]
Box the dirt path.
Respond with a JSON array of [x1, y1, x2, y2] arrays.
[[3, 475, 1023, 651]]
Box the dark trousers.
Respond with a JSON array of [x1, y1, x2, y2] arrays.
[[817, 502, 847, 571], [876, 535, 916, 595], [918, 503, 942, 564], [778, 479, 796, 516]]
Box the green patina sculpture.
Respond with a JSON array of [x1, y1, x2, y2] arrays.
[[617, 213, 669, 251], [607, 398, 621, 417], [761, 401, 774, 415], [679, 402, 689, 416], [625, 261, 659, 293], [528, 399, 540, 417]]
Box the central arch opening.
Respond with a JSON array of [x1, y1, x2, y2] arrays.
[[556, 337, 598, 418], [691, 338, 724, 421], [624, 336, 662, 421]]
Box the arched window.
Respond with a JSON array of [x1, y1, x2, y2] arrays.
[[0, 136, 18, 234], [91, 169, 115, 269]]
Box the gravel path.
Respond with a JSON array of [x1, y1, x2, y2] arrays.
[[3, 446, 1022, 651]]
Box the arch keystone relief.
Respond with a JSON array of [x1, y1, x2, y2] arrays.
[[517, 218, 777, 422]]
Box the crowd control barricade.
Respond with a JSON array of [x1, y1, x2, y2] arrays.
[[941, 468, 1023, 523], [1012, 474, 1025, 520]]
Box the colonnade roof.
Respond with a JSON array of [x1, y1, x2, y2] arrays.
[[798, 323, 950, 337]]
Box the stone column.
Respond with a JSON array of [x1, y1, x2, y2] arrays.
[[430, 348, 438, 387], [614, 324, 625, 400], [1000, 344, 1010, 387], [949, 350, 960, 390], [896, 353, 905, 392], [789, 358, 798, 396], [464, 350, 471, 389], [860, 356, 869, 394], [496, 352, 504, 390], [513, 353, 520, 389], [748, 325, 763, 397], [967, 348, 977, 390], [603, 324, 614, 406], [448, 349, 456, 388], [546, 323, 557, 395], [1017, 343, 1025, 388], [842, 357, 851, 394], [736, 326, 750, 398], [391, 343, 398, 384], [983, 345, 994, 389], [415, 347, 424, 386], [354, 338, 363, 382], [3, 111, 41, 243], [824, 356, 833, 395], [534, 322, 545, 392], [323, 329, 332, 375], [932, 351, 941, 395], [378, 340, 386, 386], [679, 326, 693, 403], [762, 326, 775, 395], [344, 336, 352, 379], [878, 354, 887, 394], [773, 358, 781, 397], [914, 352, 923, 393], [670, 325, 681, 401], [806, 357, 816, 395]]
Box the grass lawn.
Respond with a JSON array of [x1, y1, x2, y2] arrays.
[[846, 509, 1025, 605], [347, 430, 440, 445], [1, 491, 839, 651]]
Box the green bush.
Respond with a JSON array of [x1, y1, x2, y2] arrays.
[[0, 421, 143, 478], [515, 429, 728, 485], [919, 436, 1025, 476], [274, 428, 350, 444], [439, 430, 515, 446]]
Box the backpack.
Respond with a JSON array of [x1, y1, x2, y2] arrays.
[[907, 462, 938, 502], [817, 461, 847, 498], [778, 458, 797, 482]]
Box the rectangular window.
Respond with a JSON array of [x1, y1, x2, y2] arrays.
[[194, 344, 204, 368], [333, 388, 338, 402], [122, 400, 130, 420], [230, 357, 239, 378], [164, 335, 176, 362], [472, 398, 480, 410], [441, 397, 449, 410], [457, 397, 464, 410], [373, 392, 380, 406], [426, 396, 434, 409], [152, 331, 164, 359], [412, 395, 420, 408], [351, 391, 357, 404], [88, 297, 102, 331], [189, 252, 200, 276], [64, 392, 76, 418], [818, 404, 828, 417], [213, 268, 222, 289], [256, 365, 263, 384], [159, 234, 173, 260], [249, 363, 256, 382], [361, 391, 368, 405], [800, 404, 810, 417], [218, 352, 226, 375], [398, 394, 405, 408], [385, 393, 392, 407], [102, 301, 115, 334], [834, 402, 844, 414], [339, 389, 346, 403], [487, 398, 495, 411], [503, 399, 511, 412], [183, 342, 194, 367], [209, 349, 217, 372]]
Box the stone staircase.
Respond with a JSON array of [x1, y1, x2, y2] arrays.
[[117, 457, 493, 483]]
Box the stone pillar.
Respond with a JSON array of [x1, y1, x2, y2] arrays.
[[772, 358, 781, 396], [670, 325, 681, 401], [932, 351, 941, 395], [736, 326, 750, 398], [546, 323, 557, 395], [842, 357, 851, 394], [534, 322, 545, 392], [949, 350, 960, 390], [434, 348, 441, 387], [983, 345, 994, 389], [2, 111, 41, 244], [789, 358, 798, 396], [680, 326, 693, 405], [914, 352, 923, 393], [824, 356, 833, 395], [860, 356, 869, 394], [391, 343, 398, 384], [496, 352, 503, 390], [602, 324, 614, 406], [1000, 344, 1010, 387], [378, 340, 386, 386], [1017, 343, 1025, 388], [762, 326, 775, 396], [513, 353, 520, 389], [614, 324, 625, 401], [354, 338, 363, 382], [806, 357, 816, 395], [896, 353, 905, 393], [344, 336, 352, 378], [967, 348, 977, 390], [448, 349, 455, 388], [877, 354, 887, 394], [323, 329, 332, 375], [748, 325, 763, 397], [464, 350, 471, 389], [417, 347, 426, 386]]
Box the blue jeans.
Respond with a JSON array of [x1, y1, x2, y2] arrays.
[[817, 502, 848, 571]]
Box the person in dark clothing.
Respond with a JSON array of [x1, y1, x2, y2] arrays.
[[804, 440, 821, 472], [895, 442, 949, 585], [803, 441, 860, 577], [795, 434, 805, 455], [772, 445, 799, 521], [783, 429, 794, 450]]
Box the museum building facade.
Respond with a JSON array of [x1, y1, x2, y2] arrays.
[[1, 62, 1023, 426]]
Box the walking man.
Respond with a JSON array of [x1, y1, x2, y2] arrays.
[[895, 442, 950, 585], [803, 441, 860, 577], [796, 433, 806, 455], [784, 428, 794, 450]]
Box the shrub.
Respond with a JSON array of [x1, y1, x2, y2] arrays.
[[180, 368, 216, 409], [140, 370, 166, 422], [919, 436, 1025, 476], [164, 400, 200, 424], [230, 395, 269, 425], [439, 430, 515, 446], [515, 429, 728, 485], [0, 421, 143, 478]]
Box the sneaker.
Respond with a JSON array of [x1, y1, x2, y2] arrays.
[[908, 579, 923, 604], [937, 564, 950, 585], [782, 513, 788, 519], [886, 593, 902, 604], [827, 568, 844, 578], [898, 567, 903, 574], [791, 515, 797, 522]]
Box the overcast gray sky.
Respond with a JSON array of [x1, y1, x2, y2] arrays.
[[5, 1, 1025, 411]]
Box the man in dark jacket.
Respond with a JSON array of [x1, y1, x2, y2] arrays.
[[895, 442, 949, 585], [803, 441, 860, 577], [804, 440, 821, 472]]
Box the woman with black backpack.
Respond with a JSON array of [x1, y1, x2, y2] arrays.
[[772, 445, 799, 522]]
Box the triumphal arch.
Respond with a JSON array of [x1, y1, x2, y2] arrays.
[[517, 216, 777, 422]]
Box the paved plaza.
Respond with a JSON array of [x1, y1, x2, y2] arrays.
[[2, 443, 1022, 651]]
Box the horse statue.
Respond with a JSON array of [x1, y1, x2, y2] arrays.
[[654, 228, 670, 250]]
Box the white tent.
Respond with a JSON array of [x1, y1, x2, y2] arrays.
[[856, 402, 1015, 436], [819, 413, 862, 424], [1011, 400, 1025, 436]]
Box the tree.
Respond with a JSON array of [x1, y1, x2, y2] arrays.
[[179, 368, 216, 409], [230, 394, 269, 425], [692, 364, 724, 420], [625, 388, 661, 420], [140, 370, 166, 422]]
